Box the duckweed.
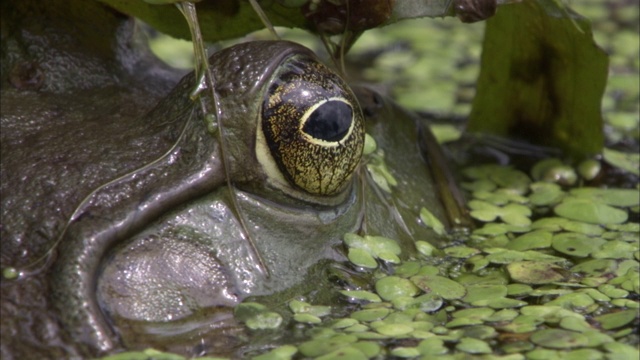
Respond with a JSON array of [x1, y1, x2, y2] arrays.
[[469, 200, 532, 226], [456, 337, 492, 354], [253, 345, 297, 360], [419, 207, 446, 236], [234, 302, 283, 330], [410, 274, 467, 300], [603, 148, 640, 176], [365, 152, 398, 193], [375, 276, 420, 301], [506, 230, 553, 251], [530, 329, 589, 349], [339, 290, 381, 303], [554, 199, 628, 224], [2, 267, 18, 280], [344, 233, 402, 267], [529, 182, 565, 206], [594, 309, 637, 330], [551, 232, 606, 257]]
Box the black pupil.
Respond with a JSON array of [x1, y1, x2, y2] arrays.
[[302, 101, 352, 142]]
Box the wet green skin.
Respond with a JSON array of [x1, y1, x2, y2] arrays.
[[0, 2, 446, 358]]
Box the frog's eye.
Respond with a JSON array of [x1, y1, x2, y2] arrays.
[[258, 56, 365, 196]]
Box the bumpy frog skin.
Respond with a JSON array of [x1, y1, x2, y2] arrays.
[[51, 40, 368, 353], [1, 4, 447, 358]]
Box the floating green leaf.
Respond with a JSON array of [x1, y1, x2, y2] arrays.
[[289, 300, 331, 317], [531, 217, 605, 236], [410, 275, 466, 300], [462, 285, 508, 304], [559, 316, 593, 333], [394, 262, 421, 278], [362, 134, 377, 156], [344, 234, 402, 265], [456, 337, 492, 354], [350, 341, 381, 358], [234, 302, 283, 330], [375, 276, 420, 301], [570, 259, 618, 277], [446, 307, 495, 328], [569, 188, 640, 207], [603, 148, 640, 176], [594, 309, 637, 330], [298, 335, 358, 358], [444, 246, 481, 258], [530, 158, 578, 186], [529, 182, 566, 206], [340, 290, 382, 303], [373, 323, 413, 337], [496, 315, 542, 333], [507, 230, 553, 251], [366, 153, 398, 193], [469, 200, 532, 226], [603, 342, 640, 359], [507, 261, 568, 284], [530, 329, 589, 349], [293, 313, 322, 324], [554, 199, 628, 224], [2, 267, 18, 280], [429, 124, 463, 144], [417, 337, 448, 355], [577, 159, 602, 181], [484, 248, 566, 264], [348, 248, 378, 269], [253, 345, 298, 360], [420, 207, 446, 235], [551, 232, 606, 257], [545, 292, 595, 310], [591, 240, 638, 259], [351, 308, 390, 323], [100, 349, 186, 360], [415, 241, 437, 257]]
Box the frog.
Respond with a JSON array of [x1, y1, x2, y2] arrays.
[[1, 1, 450, 358]]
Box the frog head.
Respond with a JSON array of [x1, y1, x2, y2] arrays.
[[2, 31, 445, 356], [208, 40, 365, 205], [37, 40, 371, 355]]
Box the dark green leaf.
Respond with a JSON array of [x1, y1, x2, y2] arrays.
[[467, 0, 608, 158]]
